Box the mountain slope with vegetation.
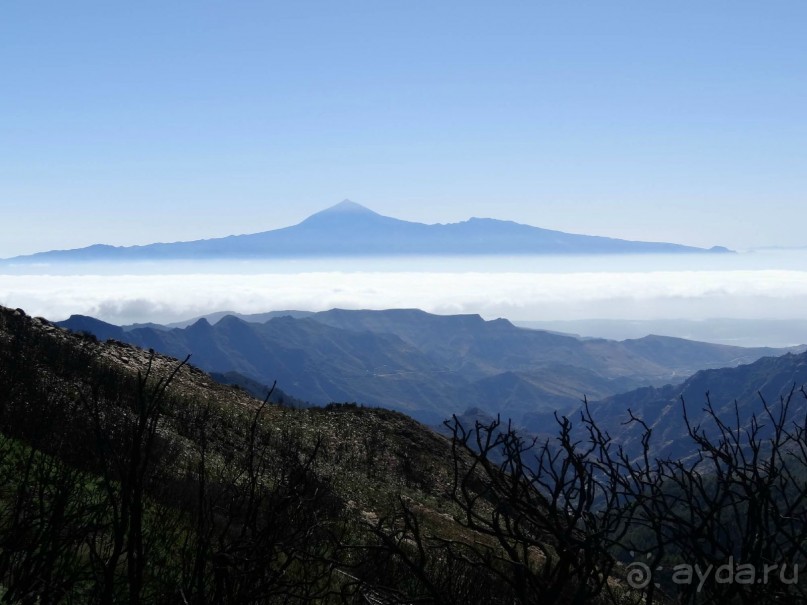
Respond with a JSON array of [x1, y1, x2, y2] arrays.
[[4, 304, 807, 603], [0, 305, 492, 602]]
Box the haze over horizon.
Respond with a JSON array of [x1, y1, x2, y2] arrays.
[[2, 2, 807, 257]]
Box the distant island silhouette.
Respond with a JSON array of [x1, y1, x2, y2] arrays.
[[2, 200, 733, 263]]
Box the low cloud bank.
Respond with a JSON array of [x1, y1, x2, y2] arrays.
[[3, 269, 807, 325]]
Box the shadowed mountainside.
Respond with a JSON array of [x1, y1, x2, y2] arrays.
[[0, 304, 497, 602], [545, 349, 807, 462]]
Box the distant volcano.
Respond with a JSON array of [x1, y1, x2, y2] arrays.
[[2, 200, 733, 263]]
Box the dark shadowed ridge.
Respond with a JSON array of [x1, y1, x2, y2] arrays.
[[2, 200, 733, 262], [567, 350, 807, 462]]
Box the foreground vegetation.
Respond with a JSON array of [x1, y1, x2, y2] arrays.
[[1, 305, 807, 603]]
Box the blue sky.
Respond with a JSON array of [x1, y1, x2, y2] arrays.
[[2, 1, 806, 257]]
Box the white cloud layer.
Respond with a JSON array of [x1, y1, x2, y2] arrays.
[[4, 268, 807, 325]]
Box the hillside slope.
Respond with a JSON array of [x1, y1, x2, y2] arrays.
[[0, 305, 486, 602]]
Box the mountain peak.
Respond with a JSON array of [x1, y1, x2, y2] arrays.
[[298, 200, 387, 226], [322, 199, 376, 215]]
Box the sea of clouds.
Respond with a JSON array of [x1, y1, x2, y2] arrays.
[[3, 258, 807, 328]]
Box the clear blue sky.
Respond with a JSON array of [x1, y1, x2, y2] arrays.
[[2, 1, 806, 257]]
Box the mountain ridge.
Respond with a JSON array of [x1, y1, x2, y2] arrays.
[[57, 307, 800, 426]]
